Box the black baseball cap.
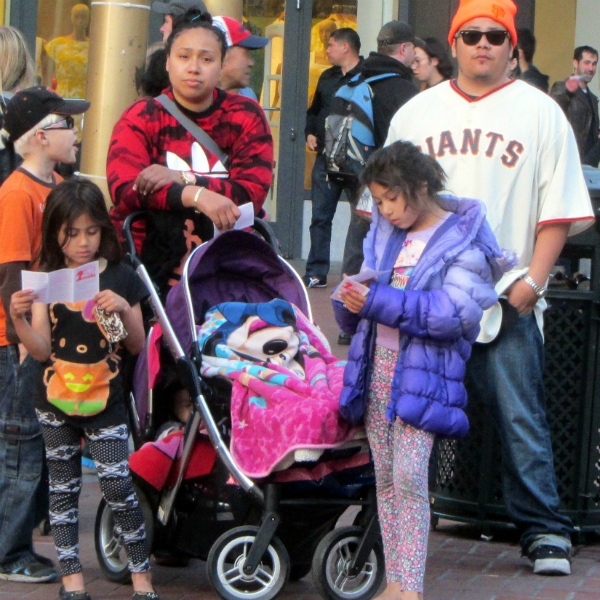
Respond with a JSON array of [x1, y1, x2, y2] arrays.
[[3, 86, 90, 143], [152, 0, 208, 16], [377, 21, 417, 46]]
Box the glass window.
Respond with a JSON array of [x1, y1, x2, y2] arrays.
[[305, 1, 357, 189], [241, 1, 284, 220], [37, 1, 91, 140]]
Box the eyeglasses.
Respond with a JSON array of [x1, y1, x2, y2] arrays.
[[42, 116, 75, 131], [456, 30, 510, 46]]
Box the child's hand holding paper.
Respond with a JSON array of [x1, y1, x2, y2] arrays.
[[9, 289, 38, 321], [331, 269, 391, 314], [338, 279, 370, 314]]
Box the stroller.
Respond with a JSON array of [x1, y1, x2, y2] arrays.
[[94, 215, 383, 600]]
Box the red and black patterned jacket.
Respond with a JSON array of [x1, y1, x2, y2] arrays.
[[107, 87, 273, 292]]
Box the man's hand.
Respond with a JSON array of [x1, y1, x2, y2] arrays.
[[133, 165, 181, 196], [565, 76, 581, 94], [307, 134, 318, 151], [506, 278, 538, 315]]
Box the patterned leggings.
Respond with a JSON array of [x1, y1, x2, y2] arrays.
[[365, 346, 435, 593], [36, 409, 150, 577]]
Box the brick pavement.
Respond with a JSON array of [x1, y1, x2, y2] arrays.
[[4, 268, 600, 600], [10, 474, 600, 600]]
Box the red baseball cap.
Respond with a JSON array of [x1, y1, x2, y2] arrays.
[[212, 16, 269, 49]]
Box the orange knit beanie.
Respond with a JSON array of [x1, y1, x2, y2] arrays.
[[448, 0, 518, 46]]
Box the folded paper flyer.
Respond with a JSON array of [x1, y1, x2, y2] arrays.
[[21, 261, 100, 303]]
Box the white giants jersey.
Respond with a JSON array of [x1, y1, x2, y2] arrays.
[[386, 79, 594, 305]]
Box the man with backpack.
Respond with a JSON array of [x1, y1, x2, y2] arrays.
[[335, 21, 418, 343], [303, 28, 363, 292]]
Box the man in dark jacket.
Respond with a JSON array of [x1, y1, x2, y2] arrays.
[[359, 21, 419, 148], [303, 28, 363, 291], [517, 28, 549, 93], [550, 45, 599, 165], [339, 21, 418, 319]]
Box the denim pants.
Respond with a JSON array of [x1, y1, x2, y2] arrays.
[[306, 154, 358, 279], [0, 346, 45, 567], [342, 207, 371, 277], [466, 314, 572, 552]]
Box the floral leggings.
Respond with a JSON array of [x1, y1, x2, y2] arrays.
[[365, 346, 435, 594], [36, 409, 150, 577]]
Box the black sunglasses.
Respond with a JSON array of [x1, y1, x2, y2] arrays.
[[42, 116, 75, 131], [456, 30, 510, 46]]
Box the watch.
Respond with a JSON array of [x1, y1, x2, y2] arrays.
[[180, 170, 195, 185], [523, 274, 548, 299]]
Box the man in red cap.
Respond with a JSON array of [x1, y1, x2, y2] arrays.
[[386, 0, 594, 577], [212, 16, 268, 98]]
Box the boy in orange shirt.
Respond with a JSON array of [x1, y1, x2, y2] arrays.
[[0, 87, 88, 582]]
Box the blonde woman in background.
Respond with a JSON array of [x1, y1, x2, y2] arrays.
[[0, 25, 36, 184]]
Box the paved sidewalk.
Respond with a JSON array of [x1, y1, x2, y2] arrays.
[[4, 270, 600, 600], [11, 474, 600, 600]]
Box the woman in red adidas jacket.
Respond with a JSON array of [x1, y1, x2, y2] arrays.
[[107, 9, 273, 294]]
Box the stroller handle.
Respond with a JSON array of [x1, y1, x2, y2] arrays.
[[122, 211, 280, 258], [122, 211, 146, 258]]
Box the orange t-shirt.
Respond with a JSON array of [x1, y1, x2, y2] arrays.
[[0, 168, 63, 346]]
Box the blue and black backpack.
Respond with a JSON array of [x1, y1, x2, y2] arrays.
[[324, 72, 399, 184]]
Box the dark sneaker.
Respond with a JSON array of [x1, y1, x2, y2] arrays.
[[529, 545, 571, 575], [59, 585, 92, 600], [302, 275, 327, 289], [338, 331, 353, 345], [0, 556, 57, 583]]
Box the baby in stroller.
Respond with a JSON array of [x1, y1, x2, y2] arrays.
[[153, 368, 193, 441], [95, 228, 382, 600]]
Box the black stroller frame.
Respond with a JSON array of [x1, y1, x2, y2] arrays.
[[94, 213, 383, 600]]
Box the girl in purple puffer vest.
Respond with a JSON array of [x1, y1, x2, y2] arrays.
[[333, 141, 513, 600]]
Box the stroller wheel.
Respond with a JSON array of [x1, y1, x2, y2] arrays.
[[207, 525, 290, 600], [312, 526, 384, 600], [94, 485, 154, 583]]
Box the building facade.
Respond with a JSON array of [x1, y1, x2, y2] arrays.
[[2, 0, 599, 257]]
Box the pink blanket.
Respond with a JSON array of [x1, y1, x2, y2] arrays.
[[197, 300, 353, 478]]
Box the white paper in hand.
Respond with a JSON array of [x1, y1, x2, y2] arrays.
[[330, 268, 391, 302], [21, 261, 100, 303], [213, 202, 255, 238]]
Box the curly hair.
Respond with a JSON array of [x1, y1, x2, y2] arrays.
[[360, 141, 447, 213]]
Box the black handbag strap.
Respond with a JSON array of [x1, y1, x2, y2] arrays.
[[156, 94, 228, 166]]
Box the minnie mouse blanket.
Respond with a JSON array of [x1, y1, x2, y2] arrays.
[[197, 299, 354, 478]]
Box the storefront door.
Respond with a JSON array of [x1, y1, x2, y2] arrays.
[[249, 0, 358, 258]]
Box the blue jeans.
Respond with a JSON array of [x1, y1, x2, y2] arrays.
[[306, 155, 358, 279], [466, 314, 572, 552], [342, 207, 371, 277], [0, 346, 45, 567]]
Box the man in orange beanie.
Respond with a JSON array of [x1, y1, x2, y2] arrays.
[[386, 0, 594, 579]]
